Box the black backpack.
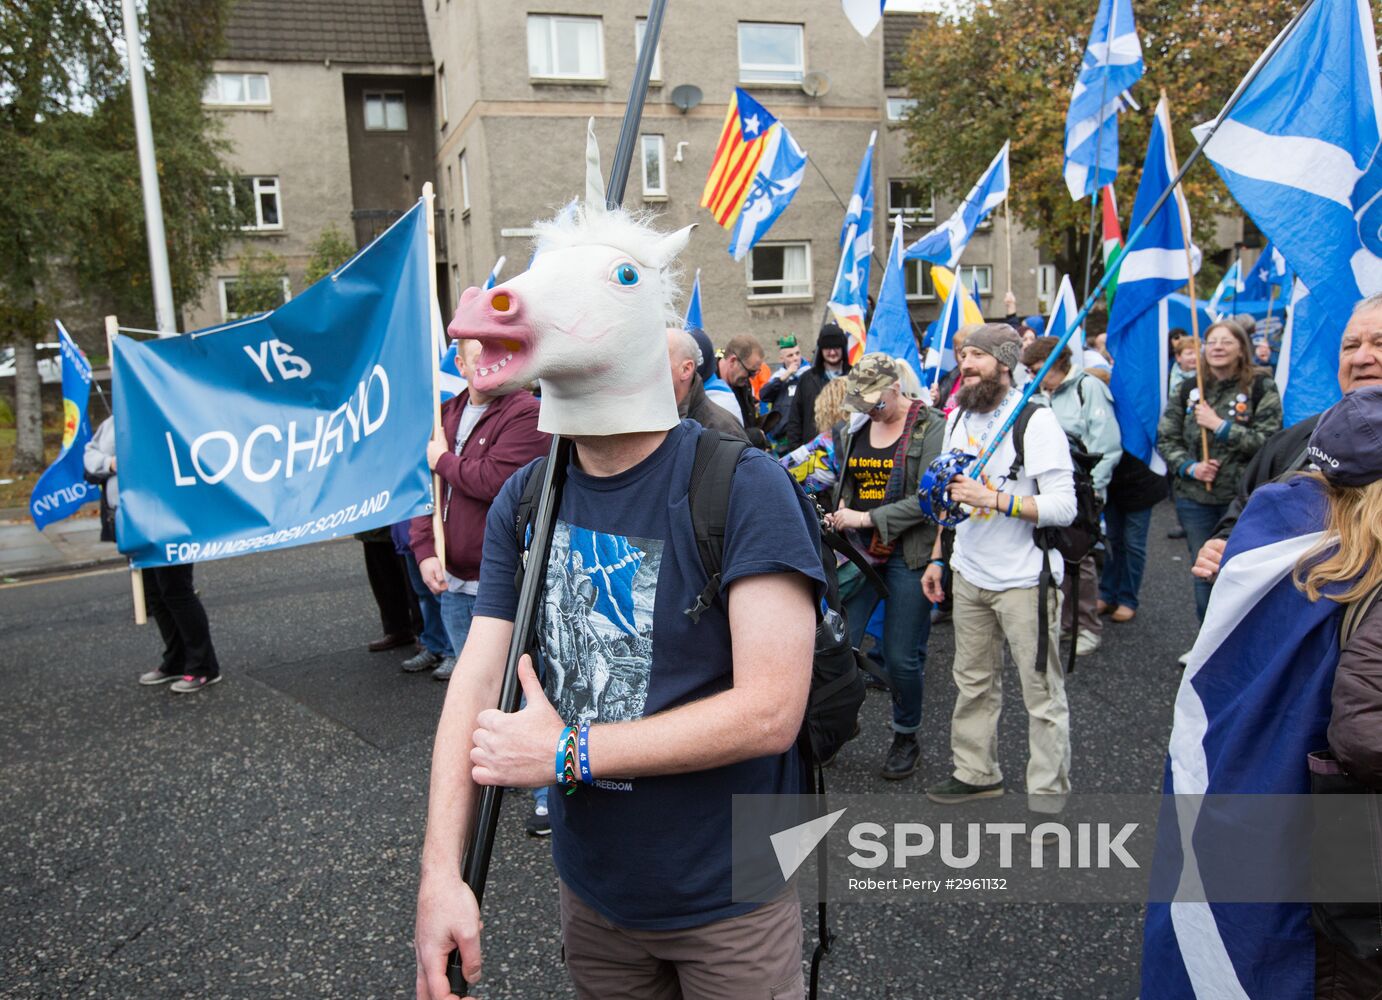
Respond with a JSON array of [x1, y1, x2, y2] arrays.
[[512, 427, 886, 1000]]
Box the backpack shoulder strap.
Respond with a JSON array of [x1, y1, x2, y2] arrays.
[[512, 457, 548, 591], [1008, 401, 1040, 481], [685, 429, 750, 623]]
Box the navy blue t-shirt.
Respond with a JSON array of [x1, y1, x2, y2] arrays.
[[474, 420, 826, 930]]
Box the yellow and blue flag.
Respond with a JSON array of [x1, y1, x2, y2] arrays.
[[29, 321, 96, 530]]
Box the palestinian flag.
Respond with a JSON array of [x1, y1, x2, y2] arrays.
[[1101, 185, 1123, 309]]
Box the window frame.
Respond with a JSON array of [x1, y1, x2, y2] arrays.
[[959, 264, 994, 297], [904, 259, 937, 302], [634, 19, 663, 83], [203, 72, 272, 107], [527, 14, 606, 81], [736, 22, 805, 85], [363, 89, 408, 132], [218, 275, 292, 323], [887, 179, 936, 225], [225, 175, 283, 232], [885, 97, 917, 121], [437, 65, 449, 128], [640, 134, 667, 198], [746, 241, 813, 301], [458, 151, 470, 215]]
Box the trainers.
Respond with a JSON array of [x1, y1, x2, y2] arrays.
[[525, 806, 552, 837], [1075, 629, 1101, 656], [431, 656, 456, 681], [926, 775, 1005, 804], [139, 668, 180, 686], [880, 733, 920, 780], [169, 674, 222, 694], [401, 649, 442, 674]]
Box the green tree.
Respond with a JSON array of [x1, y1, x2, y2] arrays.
[[0, 0, 234, 472], [894, 0, 1377, 303], [230, 247, 289, 317], [304, 225, 358, 286]]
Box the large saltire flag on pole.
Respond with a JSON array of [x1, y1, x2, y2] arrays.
[[1240, 241, 1293, 301], [829, 131, 879, 364], [1102, 185, 1125, 309], [864, 215, 921, 374], [923, 266, 983, 384], [1046, 274, 1087, 371], [1107, 94, 1198, 473], [29, 321, 96, 529], [1063, 0, 1144, 200], [904, 142, 1010, 267], [1191, 0, 1382, 426], [1206, 259, 1244, 321]]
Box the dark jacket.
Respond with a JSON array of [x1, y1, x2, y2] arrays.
[[410, 388, 551, 580], [1328, 590, 1382, 791], [786, 360, 849, 449], [1211, 413, 1320, 542], [1155, 371, 1283, 506], [679, 373, 750, 441], [1107, 453, 1169, 512], [758, 366, 803, 429], [829, 404, 946, 570]]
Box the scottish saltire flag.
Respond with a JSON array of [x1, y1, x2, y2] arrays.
[[839, 131, 877, 306], [483, 256, 505, 290], [684, 269, 704, 332], [904, 142, 1010, 267], [728, 115, 807, 261], [1102, 185, 1125, 309], [1240, 241, 1293, 302], [1063, 0, 1144, 200], [864, 216, 921, 374], [1108, 95, 1197, 339], [1206, 259, 1244, 320], [568, 526, 648, 636], [1142, 477, 1339, 1000], [703, 89, 794, 231], [1045, 274, 1085, 367], [1192, 0, 1382, 328], [1274, 279, 1344, 426], [924, 267, 982, 381], [438, 343, 465, 402], [29, 321, 96, 530], [842, 0, 889, 36]]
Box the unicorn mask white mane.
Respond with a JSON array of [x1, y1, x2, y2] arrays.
[[448, 120, 694, 437]]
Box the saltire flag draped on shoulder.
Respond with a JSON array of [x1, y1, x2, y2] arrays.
[[842, 0, 889, 37], [1192, 0, 1381, 425], [1240, 241, 1293, 302], [1063, 0, 1144, 200], [1141, 477, 1339, 1000], [29, 320, 96, 529], [904, 142, 1010, 267], [864, 215, 921, 374], [1206, 259, 1244, 320], [702, 89, 806, 260], [684, 268, 704, 332], [112, 199, 435, 568], [1102, 185, 1125, 309]]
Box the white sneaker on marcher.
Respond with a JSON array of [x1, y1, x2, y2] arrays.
[[1075, 629, 1101, 656]]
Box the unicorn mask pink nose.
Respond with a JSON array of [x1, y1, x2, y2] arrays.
[[449, 285, 532, 391]]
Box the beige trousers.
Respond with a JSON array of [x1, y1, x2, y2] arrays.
[[948, 571, 1072, 796]]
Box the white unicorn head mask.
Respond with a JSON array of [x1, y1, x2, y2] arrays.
[[448, 120, 694, 437]]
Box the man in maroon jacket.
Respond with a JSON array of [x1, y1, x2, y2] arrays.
[[410, 338, 550, 681]]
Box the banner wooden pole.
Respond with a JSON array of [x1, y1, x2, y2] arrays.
[[422, 183, 446, 572], [1160, 91, 1212, 489], [106, 314, 147, 625]]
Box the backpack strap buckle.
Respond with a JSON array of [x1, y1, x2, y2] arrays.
[[684, 572, 722, 624]]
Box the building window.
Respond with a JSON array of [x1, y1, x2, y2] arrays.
[[747, 242, 811, 299], [1036, 264, 1057, 311], [364, 91, 407, 131], [225, 176, 283, 231], [904, 260, 937, 301], [888, 180, 935, 224], [640, 135, 666, 197], [886, 97, 917, 121], [959, 265, 993, 297], [528, 15, 604, 80], [458, 152, 470, 214], [634, 19, 664, 82], [738, 23, 804, 84], [437, 65, 448, 127], [203, 72, 270, 106], [219, 276, 291, 322]]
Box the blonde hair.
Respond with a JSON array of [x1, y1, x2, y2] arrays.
[[894, 357, 924, 400], [814, 377, 850, 434], [1293, 473, 1382, 604]]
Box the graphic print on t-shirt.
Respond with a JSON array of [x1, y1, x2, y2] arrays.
[[540, 521, 662, 726], [845, 436, 895, 512]]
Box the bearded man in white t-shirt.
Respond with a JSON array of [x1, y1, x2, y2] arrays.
[[920, 324, 1077, 809]]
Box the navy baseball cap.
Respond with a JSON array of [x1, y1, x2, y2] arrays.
[[1307, 386, 1382, 487]]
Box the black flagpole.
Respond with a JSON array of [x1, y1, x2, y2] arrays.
[[446, 0, 669, 994]]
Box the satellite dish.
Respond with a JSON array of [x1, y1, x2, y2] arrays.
[[801, 70, 832, 98], [670, 84, 703, 114]]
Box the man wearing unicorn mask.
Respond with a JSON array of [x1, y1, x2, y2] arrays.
[[415, 123, 824, 1000]]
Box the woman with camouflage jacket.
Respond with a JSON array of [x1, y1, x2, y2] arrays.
[[1157, 319, 1282, 623]]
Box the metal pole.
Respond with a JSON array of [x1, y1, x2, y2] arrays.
[[120, 0, 177, 336], [447, 0, 669, 994], [1079, 0, 1117, 304], [964, 0, 1320, 484]]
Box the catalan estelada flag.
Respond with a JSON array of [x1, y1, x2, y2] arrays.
[[701, 88, 778, 229]]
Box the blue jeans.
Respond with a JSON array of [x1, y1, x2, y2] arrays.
[[439, 591, 476, 659], [1099, 502, 1153, 611], [844, 551, 931, 733], [403, 557, 453, 658], [1173, 497, 1230, 622]]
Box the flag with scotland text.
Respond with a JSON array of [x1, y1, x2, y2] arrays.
[[28, 321, 96, 530]]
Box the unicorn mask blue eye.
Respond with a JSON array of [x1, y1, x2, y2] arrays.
[[613, 263, 640, 287]]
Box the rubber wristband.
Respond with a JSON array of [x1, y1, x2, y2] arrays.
[[930, 559, 945, 569], [577, 723, 592, 784], [556, 726, 574, 789]]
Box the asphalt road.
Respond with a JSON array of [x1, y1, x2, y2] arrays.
[[0, 504, 1201, 999]]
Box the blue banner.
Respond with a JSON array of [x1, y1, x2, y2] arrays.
[[112, 201, 435, 568], [29, 321, 96, 529]]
